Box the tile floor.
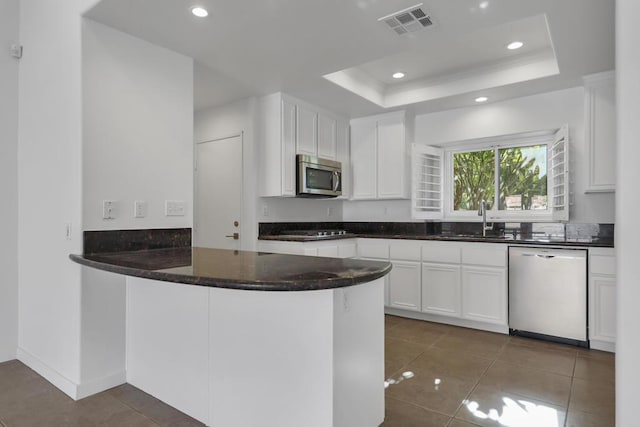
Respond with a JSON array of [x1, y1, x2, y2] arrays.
[[0, 315, 615, 426], [383, 315, 615, 427]]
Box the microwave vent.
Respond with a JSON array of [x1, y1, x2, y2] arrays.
[[378, 3, 434, 36]]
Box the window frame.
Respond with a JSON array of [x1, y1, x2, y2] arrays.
[[442, 130, 558, 222]]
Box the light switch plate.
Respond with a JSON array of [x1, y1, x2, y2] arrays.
[[134, 200, 148, 218], [102, 200, 116, 219], [165, 200, 186, 216]]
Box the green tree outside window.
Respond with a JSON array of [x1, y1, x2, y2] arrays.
[[453, 145, 547, 211]]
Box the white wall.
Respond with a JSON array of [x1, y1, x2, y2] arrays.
[[0, 0, 19, 362], [343, 87, 616, 224], [80, 19, 194, 393], [616, 0, 640, 425], [82, 19, 194, 231], [18, 0, 84, 396]]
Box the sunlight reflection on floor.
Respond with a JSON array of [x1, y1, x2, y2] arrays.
[[463, 396, 560, 427]]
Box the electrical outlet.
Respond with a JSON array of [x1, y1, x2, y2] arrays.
[[134, 200, 148, 218], [102, 200, 116, 219], [327, 206, 332, 217], [165, 200, 186, 216], [262, 204, 269, 217]]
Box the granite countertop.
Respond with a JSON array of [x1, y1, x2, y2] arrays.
[[69, 247, 392, 291], [258, 233, 613, 247]]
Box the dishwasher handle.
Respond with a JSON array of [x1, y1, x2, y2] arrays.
[[521, 253, 555, 258], [517, 252, 582, 260]]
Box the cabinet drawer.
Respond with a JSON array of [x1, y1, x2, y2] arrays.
[[422, 242, 461, 264], [462, 245, 506, 267], [338, 243, 357, 258], [357, 240, 389, 259], [390, 242, 422, 261], [591, 255, 616, 275]]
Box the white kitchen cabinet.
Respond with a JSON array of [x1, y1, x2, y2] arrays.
[[259, 92, 348, 197], [388, 261, 421, 311], [350, 111, 409, 200], [296, 104, 318, 156], [377, 115, 407, 199], [336, 120, 350, 199], [418, 241, 507, 329], [258, 239, 358, 258], [318, 113, 337, 160], [259, 93, 297, 197], [357, 239, 391, 306], [388, 240, 422, 311], [422, 263, 461, 317], [357, 238, 390, 259], [350, 118, 378, 199], [317, 245, 339, 258], [461, 266, 507, 325], [589, 247, 616, 351], [337, 241, 357, 258], [584, 71, 616, 193]]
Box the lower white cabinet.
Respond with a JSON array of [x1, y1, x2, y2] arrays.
[[421, 263, 461, 317], [589, 248, 616, 351], [420, 242, 508, 330], [258, 239, 357, 258], [461, 266, 507, 325], [388, 261, 421, 311]]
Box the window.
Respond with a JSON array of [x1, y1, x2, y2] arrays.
[[452, 145, 548, 212], [411, 126, 569, 221]]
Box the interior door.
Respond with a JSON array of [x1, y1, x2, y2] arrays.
[[195, 135, 243, 249]]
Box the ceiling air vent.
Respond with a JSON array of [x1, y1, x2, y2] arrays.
[[378, 3, 433, 36]]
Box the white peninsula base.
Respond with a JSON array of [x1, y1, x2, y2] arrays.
[[125, 276, 385, 427]]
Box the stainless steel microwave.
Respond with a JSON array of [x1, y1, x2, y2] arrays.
[[296, 155, 342, 198]]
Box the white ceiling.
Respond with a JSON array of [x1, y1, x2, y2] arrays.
[[84, 0, 614, 118]]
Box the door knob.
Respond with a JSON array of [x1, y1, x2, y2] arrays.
[[225, 232, 239, 240]]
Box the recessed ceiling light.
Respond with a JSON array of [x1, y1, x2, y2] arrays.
[[475, 96, 488, 103], [507, 41, 524, 50], [392, 72, 405, 79], [191, 6, 209, 17], [479, 1, 489, 9]]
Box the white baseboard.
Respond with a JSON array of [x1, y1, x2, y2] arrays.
[[17, 347, 79, 399], [384, 307, 509, 335], [590, 339, 615, 353], [76, 370, 126, 399], [17, 347, 126, 400]]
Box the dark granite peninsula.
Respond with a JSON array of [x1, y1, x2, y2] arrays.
[[72, 229, 390, 427], [70, 247, 390, 291]]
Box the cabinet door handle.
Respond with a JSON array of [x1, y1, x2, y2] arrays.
[[225, 233, 239, 240]]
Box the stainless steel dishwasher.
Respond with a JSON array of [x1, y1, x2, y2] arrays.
[[509, 246, 588, 346]]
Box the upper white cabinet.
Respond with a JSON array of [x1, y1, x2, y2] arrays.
[[259, 93, 297, 197], [318, 114, 337, 160], [584, 71, 616, 193], [259, 93, 348, 197], [350, 111, 410, 200], [296, 105, 318, 157]]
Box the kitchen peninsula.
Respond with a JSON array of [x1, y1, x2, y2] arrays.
[[71, 246, 391, 427]]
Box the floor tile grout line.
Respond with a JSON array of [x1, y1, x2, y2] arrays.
[[563, 352, 579, 427], [107, 390, 167, 426], [450, 356, 500, 423], [385, 395, 457, 419]]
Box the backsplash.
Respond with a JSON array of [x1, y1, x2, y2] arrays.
[[83, 228, 192, 254], [259, 222, 614, 243]]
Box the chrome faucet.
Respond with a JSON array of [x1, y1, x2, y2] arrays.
[[477, 200, 494, 237]]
